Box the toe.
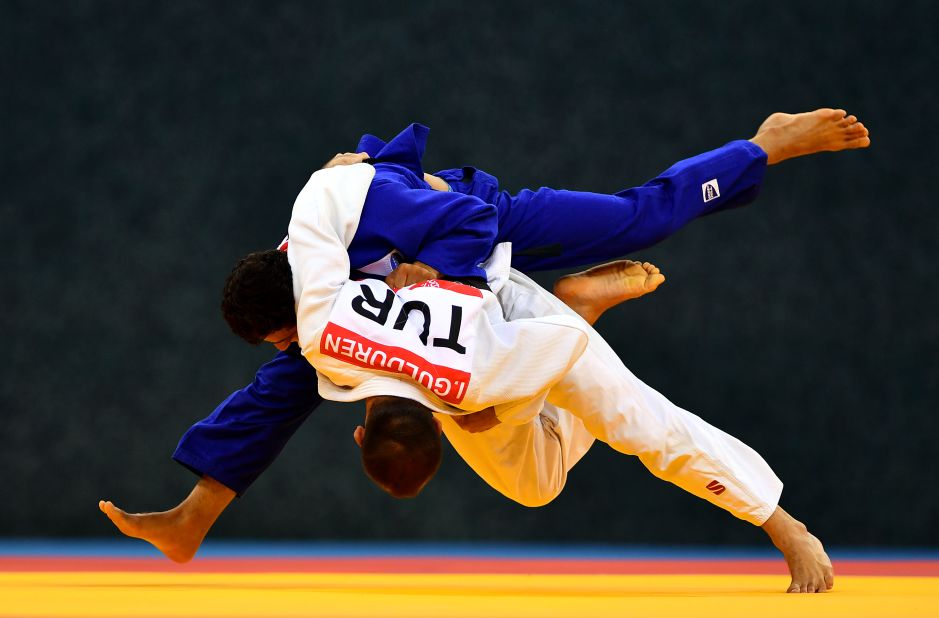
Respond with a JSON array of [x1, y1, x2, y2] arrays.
[[843, 131, 869, 145]]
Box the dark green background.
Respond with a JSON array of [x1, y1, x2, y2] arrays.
[[3, 1, 936, 547]]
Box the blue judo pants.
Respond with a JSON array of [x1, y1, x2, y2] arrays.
[[174, 140, 767, 494]]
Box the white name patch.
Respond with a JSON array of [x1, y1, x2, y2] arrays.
[[319, 279, 484, 404]]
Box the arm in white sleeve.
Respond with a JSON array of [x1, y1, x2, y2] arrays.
[[287, 164, 375, 359], [501, 269, 783, 525]]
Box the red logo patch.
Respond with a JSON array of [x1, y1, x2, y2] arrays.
[[409, 279, 483, 298], [706, 480, 726, 495]]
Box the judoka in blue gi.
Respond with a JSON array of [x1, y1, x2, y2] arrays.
[[100, 108, 869, 593]]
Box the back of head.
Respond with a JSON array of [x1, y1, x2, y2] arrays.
[[221, 249, 295, 344], [361, 398, 442, 498]]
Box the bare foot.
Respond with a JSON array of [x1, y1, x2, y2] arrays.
[[761, 506, 834, 593], [98, 476, 235, 563], [554, 260, 664, 325], [750, 108, 871, 165], [99, 500, 206, 563]]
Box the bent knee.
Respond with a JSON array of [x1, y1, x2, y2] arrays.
[[517, 494, 559, 508], [511, 481, 565, 508]]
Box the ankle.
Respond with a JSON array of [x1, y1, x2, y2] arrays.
[[750, 130, 778, 161]]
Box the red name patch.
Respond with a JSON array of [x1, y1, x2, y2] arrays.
[[320, 322, 471, 404]]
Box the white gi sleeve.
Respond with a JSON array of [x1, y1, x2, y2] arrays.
[[499, 269, 784, 526], [287, 163, 375, 355]]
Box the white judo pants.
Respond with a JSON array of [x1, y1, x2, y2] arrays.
[[440, 269, 782, 525]]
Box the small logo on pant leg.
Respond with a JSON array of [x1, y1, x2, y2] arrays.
[[702, 179, 720, 203], [706, 480, 726, 495]]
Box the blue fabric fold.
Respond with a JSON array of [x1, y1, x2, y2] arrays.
[[355, 123, 429, 177], [355, 134, 386, 157]]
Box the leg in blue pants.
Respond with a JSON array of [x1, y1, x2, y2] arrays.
[[492, 141, 767, 271]]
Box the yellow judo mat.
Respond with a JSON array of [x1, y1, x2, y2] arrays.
[[2, 571, 938, 618]]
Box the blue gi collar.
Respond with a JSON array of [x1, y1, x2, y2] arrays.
[[355, 123, 429, 178]]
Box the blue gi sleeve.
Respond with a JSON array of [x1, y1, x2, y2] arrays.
[[351, 179, 499, 279], [172, 345, 322, 495]]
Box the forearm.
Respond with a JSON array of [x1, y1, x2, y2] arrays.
[[502, 271, 782, 524], [549, 342, 782, 525], [173, 351, 322, 495]]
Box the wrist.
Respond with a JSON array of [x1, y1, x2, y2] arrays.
[[414, 261, 441, 278]]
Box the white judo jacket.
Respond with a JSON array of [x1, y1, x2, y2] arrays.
[[288, 163, 587, 422]]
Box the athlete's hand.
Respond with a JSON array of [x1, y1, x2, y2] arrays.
[[452, 407, 501, 433], [386, 261, 440, 289], [423, 173, 451, 192], [321, 151, 370, 169]]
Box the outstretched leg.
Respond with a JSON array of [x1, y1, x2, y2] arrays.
[[553, 260, 664, 324], [750, 108, 870, 165], [99, 476, 235, 563], [762, 506, 834, 593]]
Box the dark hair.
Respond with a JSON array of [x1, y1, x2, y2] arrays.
[[361, 398, 442, 498], [221, 249, 295, 344]]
